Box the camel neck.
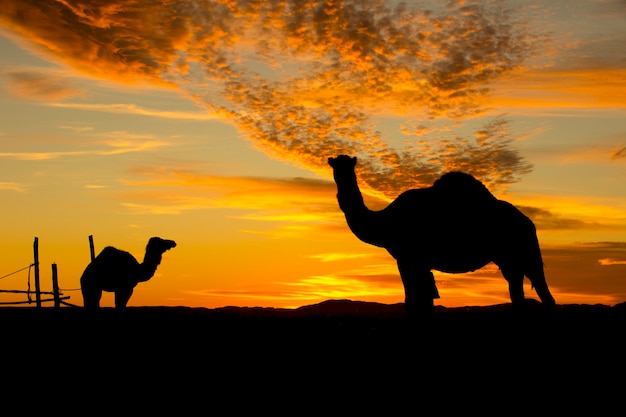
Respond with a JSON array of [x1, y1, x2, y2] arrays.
[[334, 171, 369, 215], [333, 169, 388, 248], [138, 253, 162, 282]]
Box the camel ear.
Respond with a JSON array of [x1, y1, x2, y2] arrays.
[[328, 157, 335, 166]]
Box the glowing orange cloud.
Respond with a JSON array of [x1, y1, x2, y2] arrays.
[[0, 0, 546, 197], [489, 69, 626, 112], [116, 167, 341, 220], [310, 253, 369, 262], [3, 68, 85, 100], [599, 258, 626, 266]]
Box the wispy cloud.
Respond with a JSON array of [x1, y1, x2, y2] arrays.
[[114, 164, 616, 241], [489, 69, 626, 113], [284, 274, 402, 299], [612, 147, 626, 160], [187, 239, 626, 308], [190, 271, 403, 306], [310, 253, 370, 262], [117, 167, 339, 217], [518, 205, 602, 231], [543, 143, 626, 164], [50, 102, 220, 120], [0, 150, 91, 160], [0, 131, 170, 160], [0, 181, 26, 192], [599, 258, 626, 266], [0, 0, 552, 195], [2, 68, 85, 100], [538, 242, 626, 303], [58, 125, 94, 133]]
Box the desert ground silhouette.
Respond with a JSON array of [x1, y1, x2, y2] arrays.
[[2, 300, 625, 413]]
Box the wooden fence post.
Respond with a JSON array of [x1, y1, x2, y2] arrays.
[[33, 237, 41, 308], [89, 235, 95, 261], [52, 263, 60, 309]]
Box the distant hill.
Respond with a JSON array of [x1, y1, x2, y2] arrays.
[[3, 297, 624, 318], [210, 298, 624, 318]]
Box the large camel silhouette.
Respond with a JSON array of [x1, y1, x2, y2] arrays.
[[80, 237, 176, 310], [328, 155, 555, 315]]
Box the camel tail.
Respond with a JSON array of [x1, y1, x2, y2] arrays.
[[524, 232, 556, 307]]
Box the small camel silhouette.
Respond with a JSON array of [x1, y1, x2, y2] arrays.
[[80, 237, 176, 310], [328, 155, 555, 315]]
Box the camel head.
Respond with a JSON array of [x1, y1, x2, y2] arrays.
[[328, 155, 359, 185], [328, 155, 357, 170], [146, 237, 177, 255]]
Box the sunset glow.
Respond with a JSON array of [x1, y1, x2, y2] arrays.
[[1, 0, 624, 309]]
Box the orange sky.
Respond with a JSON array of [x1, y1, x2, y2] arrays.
[[0, 0, 625, 309]]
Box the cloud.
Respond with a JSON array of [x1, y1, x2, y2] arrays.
[[537, 142, 626, 164], [190, 239, 626, 307], [184, 272, 403, 307], [599, 258, 626, 266], [0, 0, 550, 195], [58, 125, 94, 133], [310, 253, 370, 262], [612, 147, 626, 160], [0, 181, 26, 192], [117, 166, 340, 216], [115, 163, 621, 238], [3, 68, 85, 100], [0, 150, 88, 161], [489, 69, 626, 113], [539, 242, 626, 302], [283, 273, 402, 299], [0, 131, 170, 160], [0, 1, 181, 86], [50, 102, 220, 120], [517, 205, 601, 231]]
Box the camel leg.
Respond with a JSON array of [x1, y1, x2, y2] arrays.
[[499, 266, 526, 311], [81, 285, 102, 311], [397, 259, 439, 316], [114, 287, 134, 310]]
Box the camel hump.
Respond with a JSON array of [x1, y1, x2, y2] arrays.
[[96, 246, 131, 261], [432, 171, 497, 203], [91, 246, 138, 270]]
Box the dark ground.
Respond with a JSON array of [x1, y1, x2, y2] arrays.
[[2, 300, 625, 412]]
